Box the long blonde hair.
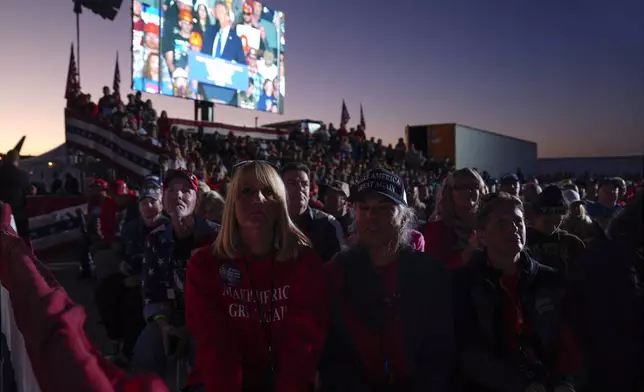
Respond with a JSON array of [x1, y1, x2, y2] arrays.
[[213, 161, 311, 261], [431, 168, 488, 225]]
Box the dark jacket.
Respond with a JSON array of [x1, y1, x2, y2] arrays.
[[452, 251, 577, 392], [0, 163, 30, 236], [570, 236, 644, 391], [120, 216, 170, 275], [141, 217, 220, 321], [298, 207, 346, 262], [319, 246, 455, 392]]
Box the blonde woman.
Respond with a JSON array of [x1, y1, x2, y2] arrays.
[[409, 186, 428, 226], [185, 161, 328, 392], [561, 189, 603, 245], [171, 147, 187, 170], [424, 168, 488, 268], [197, 190, 225, 223]]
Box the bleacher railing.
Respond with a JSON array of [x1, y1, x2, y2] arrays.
[[64, 110, 289, 182]]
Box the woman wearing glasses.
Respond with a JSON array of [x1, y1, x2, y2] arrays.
[[425, 168, 488, 268], [185, 160, 328, 392]]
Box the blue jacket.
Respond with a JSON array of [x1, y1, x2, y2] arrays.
[[141, 217, 220, 321], [570, 236, 644, 391], [202, 25, 247, 64]]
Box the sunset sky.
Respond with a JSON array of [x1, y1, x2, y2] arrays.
[[1, 0, 643, 157]]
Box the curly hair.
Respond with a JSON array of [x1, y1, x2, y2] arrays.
[[430, 168, 488, 225]]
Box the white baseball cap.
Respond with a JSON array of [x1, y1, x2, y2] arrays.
[[562, 189, 585, 206]]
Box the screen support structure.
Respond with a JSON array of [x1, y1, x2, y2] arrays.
[[194, 100, 214, 123]]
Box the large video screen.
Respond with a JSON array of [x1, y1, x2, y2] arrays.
[[132, 0, 285, 114]]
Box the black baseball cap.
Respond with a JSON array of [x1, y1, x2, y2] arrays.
[[501, 173, 520, 184], [533, 185, 568, 215], [351, 168, 407, 206]]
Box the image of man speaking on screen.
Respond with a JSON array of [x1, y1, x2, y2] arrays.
[[202, 1, 245, 64]]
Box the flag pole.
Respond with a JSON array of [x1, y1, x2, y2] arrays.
[[74, 1, 82, 84]]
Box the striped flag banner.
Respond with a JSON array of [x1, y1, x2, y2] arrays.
[[26, 196, 87, 258], [65, 113, 162, 179], [65, 112, 290, 181]]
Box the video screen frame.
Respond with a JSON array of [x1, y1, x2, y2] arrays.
[[131, 0, 285, 114]]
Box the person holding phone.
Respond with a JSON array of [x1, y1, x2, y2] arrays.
[[185, 161, 328, 392]]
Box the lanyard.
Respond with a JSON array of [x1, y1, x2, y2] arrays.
[[499, 277, 526, 345], [243, 258, 276, 375], [382, 292, 399, 385], [514, 300, 525, 337]]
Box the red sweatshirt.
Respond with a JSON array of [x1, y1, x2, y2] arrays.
[[185, 246, 329, 392], [98, 195, 136, 244], [424, 220, 464, 268]]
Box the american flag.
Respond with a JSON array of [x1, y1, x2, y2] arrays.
[[341, 100, 350, 128], [113, 52, 121, 99], [27, 197, 88, 258], [65, 43, 80, 100], [360, 103, 366, 129]]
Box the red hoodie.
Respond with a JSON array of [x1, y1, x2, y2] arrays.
[[97, 195, 136, 244], [185, 245, 329, 392]]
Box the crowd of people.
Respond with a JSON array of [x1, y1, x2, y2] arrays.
[[0, 85, 635, 392], [77, 158, 641, 392]]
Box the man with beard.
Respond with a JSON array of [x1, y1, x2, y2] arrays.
[[238, 2, 266, 52], [282, 163, 345, 261]]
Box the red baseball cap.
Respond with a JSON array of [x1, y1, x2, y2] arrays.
[[113, 179, 128, 195], [163, 169, 199, 192], [91, 178, 109, 190]]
